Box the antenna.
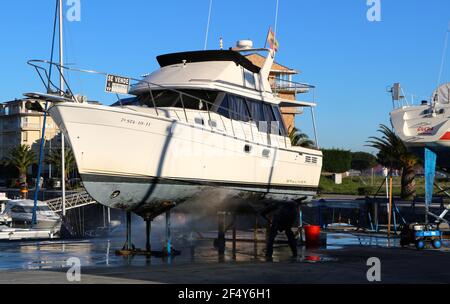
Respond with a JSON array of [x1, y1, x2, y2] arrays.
[[388, 83, 405, 109], [204, 0, 213, 50]]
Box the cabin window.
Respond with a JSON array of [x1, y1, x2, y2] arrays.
[[243, 70, 256, 89], [271, 106, 288, 136], [246, 99, 265, 124], [228, 95, 251, 122], [246, 99, 272, 133], [38, 206, 51, 212], [216, 95, 230, 119], [174, 90, 219, 110], [263, 103, 285, 135], [246, 100, 286, 135], [10, 206, 27, 213]]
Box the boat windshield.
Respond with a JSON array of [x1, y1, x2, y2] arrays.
[[113, 89, 219, 110], [9, 205, 50, 213]]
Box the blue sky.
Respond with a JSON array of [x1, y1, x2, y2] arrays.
[[1, 0, 450, 152]]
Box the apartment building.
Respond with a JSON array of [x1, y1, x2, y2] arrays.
[[0, 99, 60, 164]]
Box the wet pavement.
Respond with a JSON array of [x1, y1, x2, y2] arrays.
[[0, 230, 449, 283], [0, 231, 406, 271]]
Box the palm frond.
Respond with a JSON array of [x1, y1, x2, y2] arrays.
[[289, 127, 315, 148]]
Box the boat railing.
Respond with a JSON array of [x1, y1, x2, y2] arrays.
[[45, 190, 96, 213], [388, 84, 432, 109], [27, 59, 318, 149], [271, 78, 315, 95]]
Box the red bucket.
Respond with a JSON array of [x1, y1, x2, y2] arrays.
[[304, 225, 321, 245]]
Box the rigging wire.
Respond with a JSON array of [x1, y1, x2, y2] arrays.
[[47, 0, 60, 92], [437, 22, 450, 87], [274, 0, 280, 37], [204, 0, 213, 50]]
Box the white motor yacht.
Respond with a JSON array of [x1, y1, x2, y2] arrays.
[[0, 193, 12, 227], [28, 42, 323, 220], [2, 199, 61, 230]]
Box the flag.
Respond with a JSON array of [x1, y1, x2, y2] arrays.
[[267, 27, 279, 52]]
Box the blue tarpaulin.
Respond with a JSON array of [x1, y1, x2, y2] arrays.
[[425, 148, 437, 209]]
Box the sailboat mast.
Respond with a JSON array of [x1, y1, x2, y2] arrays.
[[59, 1, 64, 92], [59, 0, 66, 217]]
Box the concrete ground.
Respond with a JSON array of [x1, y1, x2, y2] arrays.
[[1, 243, 450, 284]]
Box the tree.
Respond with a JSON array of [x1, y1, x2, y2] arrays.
[[367, 124, 419, 200], [45, 147, 76, 182], [322, 149, 352, 173], [5, 145, 36, 186], [351, 152, 377, 171], [289, 128, 315, 148]]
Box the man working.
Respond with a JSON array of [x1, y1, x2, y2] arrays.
[[261, 201, 298, 258]]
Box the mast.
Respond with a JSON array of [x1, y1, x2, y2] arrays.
[[59, 0, 66, 217]]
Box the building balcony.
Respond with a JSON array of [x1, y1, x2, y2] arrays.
[[21, 122, 43, 130]]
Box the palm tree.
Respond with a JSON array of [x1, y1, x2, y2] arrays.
[[45, 147, 76, 182], [289, 127, 315, 148], [367, 124, 418, 200], [5, 145, 36, 186]]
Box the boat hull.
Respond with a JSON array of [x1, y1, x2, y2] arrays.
[[391, 105, 450, 168], [49, 102, 322, 218], [81, 173, 318, 217]]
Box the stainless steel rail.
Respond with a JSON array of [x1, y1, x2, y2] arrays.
[[45, 190, 96, 213], [27, 59, 318, 149]]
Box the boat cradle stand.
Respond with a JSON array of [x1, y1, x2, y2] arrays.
[[115, 203, 181, 257]]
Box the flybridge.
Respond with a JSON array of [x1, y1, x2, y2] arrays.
[[157, 50, 262, 74]]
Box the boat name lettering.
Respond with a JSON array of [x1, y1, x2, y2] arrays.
[[417, 126, 434, 135], [120, 118, 151, 127], [287, 179, 307, 185]]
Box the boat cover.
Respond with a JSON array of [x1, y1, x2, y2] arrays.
[[433, 83, 450, 104]]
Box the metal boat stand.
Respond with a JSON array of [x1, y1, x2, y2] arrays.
[[214, 211, 241, 257], [232, 214, 237, 260], [216, 211, 227, 255], [116, 211, 136, 256], [297, 205, 304, 244], [253, 216, 259, 258], [213, 212, 267, 259], [116, 208, 181, 258], [160, 210, 182, 257]]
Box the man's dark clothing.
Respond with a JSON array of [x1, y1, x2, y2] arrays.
[[262, 201, 298, 258]]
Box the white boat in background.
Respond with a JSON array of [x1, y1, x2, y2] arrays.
[[0, 194, 61, 241], [2, 200, 62, 230], [390, 82, 450, 168], [0, 193, 12, 227], [28, 41, 323, 220]]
